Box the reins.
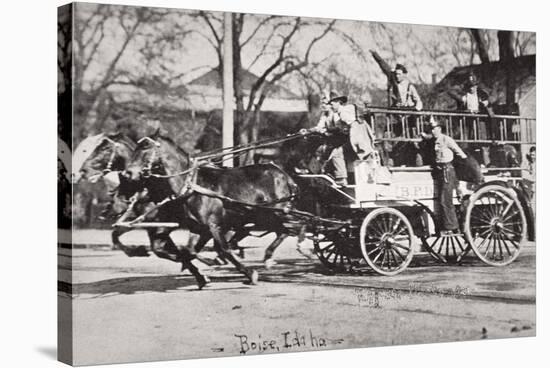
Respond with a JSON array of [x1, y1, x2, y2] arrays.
[[142, 131, 309, 179]]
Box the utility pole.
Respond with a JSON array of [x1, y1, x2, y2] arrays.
[[222, 12, 234, 167]]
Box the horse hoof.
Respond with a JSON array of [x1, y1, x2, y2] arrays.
[[197, 277, 210, 290], [264, 259, 276, 269], [249, 270, 259, 285]]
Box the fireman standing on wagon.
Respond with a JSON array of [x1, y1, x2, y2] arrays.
[[391, 64, 423, 111], [421, 118, 467, 235], [311, 91, 375, 186]]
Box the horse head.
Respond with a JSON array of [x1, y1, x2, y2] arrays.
[[72, 132, 135, 184], [124, 133, 191, 202], [279, 131, 330, 175]]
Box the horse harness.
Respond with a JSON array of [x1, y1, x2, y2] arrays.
[[118, 137, 299, 227], [101, 136, 133, 176]]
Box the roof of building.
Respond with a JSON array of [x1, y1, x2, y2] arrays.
[[187, 67, 308, 112]]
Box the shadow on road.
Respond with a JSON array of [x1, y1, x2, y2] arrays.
[[62, 250, 535, 300], [62, 274, 256, 297]]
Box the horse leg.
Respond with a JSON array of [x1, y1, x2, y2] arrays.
[[227, 230, 247, 260], [209, 222, 258, 284], [147, 229, 208, 289], [147, 229, 183, 262], [112, 227, 149, 257], [263, 232, 289, 269], [192, 230, 212, 253], [190, 231, 228, 267]]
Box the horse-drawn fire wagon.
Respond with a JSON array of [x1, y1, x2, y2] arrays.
[[73, 105, 536, 285]]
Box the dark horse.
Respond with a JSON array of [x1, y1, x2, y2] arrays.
[[73, 132, 227, 266], [123, 133, 300, 288]]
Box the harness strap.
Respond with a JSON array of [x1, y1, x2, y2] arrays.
[[187, 183, 297, 208], [103, 144, 119, 174], [114, 182, 297, 228]]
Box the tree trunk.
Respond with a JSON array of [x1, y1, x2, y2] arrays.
[[498, 31, 516, 109], [244, 108, 262, 164], [498, 31, 515, 61], [470, 29, 490, 64], [238, 111, 253, 165]]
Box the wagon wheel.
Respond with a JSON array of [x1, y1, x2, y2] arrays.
[[421, 233, 470, 264], [464, 185, 527, 266], [360, 208, 414, 275], [313, 232, 356, 273]]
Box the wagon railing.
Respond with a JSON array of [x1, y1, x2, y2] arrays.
[[362, 106, 535, 145]]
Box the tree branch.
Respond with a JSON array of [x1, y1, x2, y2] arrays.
[[246, 17, 302, 110], [240, 15, 278, 47], [199, 11, 222, 46], [304, 20, 336, 61]]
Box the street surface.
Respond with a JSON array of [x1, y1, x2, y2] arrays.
[[59, 230, 536, 366]]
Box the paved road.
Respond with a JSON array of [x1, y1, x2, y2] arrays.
[[59, 231, 536, 366]]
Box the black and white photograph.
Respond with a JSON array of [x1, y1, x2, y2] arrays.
[[53, 0, 540, 366]]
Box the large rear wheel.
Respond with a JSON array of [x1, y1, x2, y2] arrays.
[[464, 185, 527, 266]]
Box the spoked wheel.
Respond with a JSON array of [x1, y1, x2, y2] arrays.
[[464, 185, 527, 266], [421, 233, 470, 263], [313, 231, 357, 273], [360, 208, 414, 275]]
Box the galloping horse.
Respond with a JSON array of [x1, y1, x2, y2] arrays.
[[72, 132, 151, 256], [123, 133, 300, 288]]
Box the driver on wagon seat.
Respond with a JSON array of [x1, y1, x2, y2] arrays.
[[309, 90, 376, 186]]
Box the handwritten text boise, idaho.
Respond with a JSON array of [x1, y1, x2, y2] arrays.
[[235, 329, 332, 354]]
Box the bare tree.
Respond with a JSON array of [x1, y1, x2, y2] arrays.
[[196, 12, 337, 163], [72, 4, 194, 134]]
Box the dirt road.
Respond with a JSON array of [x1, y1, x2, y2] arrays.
[[58, 231, 535, 366]]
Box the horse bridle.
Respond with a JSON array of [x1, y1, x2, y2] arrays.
[[101, 137, 122, 176], [137, 137, 161, 178]]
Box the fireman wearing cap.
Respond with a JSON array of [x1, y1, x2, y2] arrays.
[[311, 91, 375, 185], [421, 119, 467, 234], [448, 73, 493, 140]]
